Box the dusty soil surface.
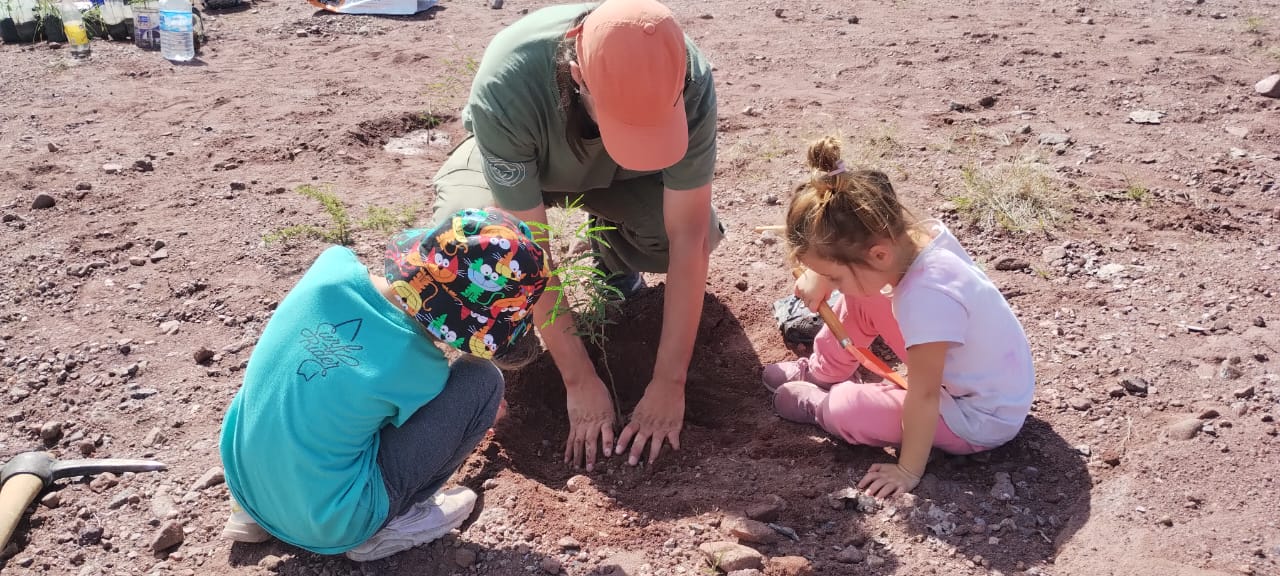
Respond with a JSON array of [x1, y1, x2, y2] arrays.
[[1, 0, 1278, 575]]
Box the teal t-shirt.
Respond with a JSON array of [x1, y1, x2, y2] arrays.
[[219, 246, 448, 554], [463, 2, 718, 211]]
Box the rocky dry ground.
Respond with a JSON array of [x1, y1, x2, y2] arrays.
[[1, 0, 1278, 575]]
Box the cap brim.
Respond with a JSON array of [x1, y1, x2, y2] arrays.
[[596, 101, 688, 172]]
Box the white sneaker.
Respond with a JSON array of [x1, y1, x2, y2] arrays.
[[344, 486, 477, 562], [222, 500, 273, 543]]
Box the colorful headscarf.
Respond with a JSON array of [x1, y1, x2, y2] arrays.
[[384, 208, 550, 360]]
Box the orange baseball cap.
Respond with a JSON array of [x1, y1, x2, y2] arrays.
[[570, 0, 688, 171]]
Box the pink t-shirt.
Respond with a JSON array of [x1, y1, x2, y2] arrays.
[[890, 220, 1035, 448]]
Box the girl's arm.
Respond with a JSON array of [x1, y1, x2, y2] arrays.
[[859, 341, 949, 498]]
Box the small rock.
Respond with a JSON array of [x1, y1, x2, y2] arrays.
[[847, 15, 859, 24], [160, 320, 181, 335], [78, 525, 104, 546], [150, 520, 184, 552], [1038, 133, 1071, 146], [723, 515, 779, 544], [481, 478, 498, 490], [89, 472, 118, 492], [77, 440, 96, 456], [194, 347, 215, 365], [698, 541, 763, 572], [565, 474, 592, 493], [828, 487, 880, 513], [837, 546, 866, 563], [558, 536, 581, 550], [1156, 516, 1174, 527], [1199, 408, 1220, 420], [153, 239, 166, 250], [764, 194, 780, 205], [102, 163, 124, 174], [76, 182, 92, 191], [31, 194, 56, 210], [41, 492, 61, 508], [866, 555, 886, 568], [133, 159, 154, 172], [991, 472, 1016, 501], [488, 0, 502, 8], [129, 256, 147, 266], [1101, 450, 1122, 467], [47, 142, 60, 153], [40, 421, 63, 444], [258, 555, 283, 572], [192, 466, 225, 491], [994, 258, 1029, 271], [978, 95, 998, 108], [1068, 396, 1092, 411], [1108, 385, 1127, 398], [768, 556, 812, 576], [1225, 126, 1250, 138], [130, 388, 158, 400], [1219, 364, 1244, 380], [745, 495, 786, 522], [774, 8, 784, 18], [151, 490, 178, 519], [229, 181, 247, 191], [1167, 418, 1202, 441], [735, 280, 749, 291], [454, 548, 477, 568], [150, 249, 168, 263], [698, 13, 713, 19], [144, 427, 165, 447], [1256, 74, 1280, 99], [1130, 111, 1164, 126], [108, 490, 136, 510], [540, 556, 562, 574], [1122, 377, 1149, 395], [1080, 16, 1094, 24], [1234, 386, 1255, 399], [294, 29, 307, 37]]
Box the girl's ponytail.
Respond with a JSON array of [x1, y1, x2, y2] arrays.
[[785, 136, 915, 266]]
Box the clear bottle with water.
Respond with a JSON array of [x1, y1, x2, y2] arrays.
[[158, 0, 193, 62]]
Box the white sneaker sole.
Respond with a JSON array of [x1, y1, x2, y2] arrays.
[[344, 487, 477, 562]]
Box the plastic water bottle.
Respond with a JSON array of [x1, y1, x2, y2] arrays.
[[59, 3, 90, 58], [133, 0, 159, 50], [158, 0, 193, 62]]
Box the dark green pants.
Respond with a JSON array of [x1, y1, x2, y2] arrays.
[[430, 137, 724, 274]]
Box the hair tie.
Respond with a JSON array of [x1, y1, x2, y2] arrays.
[[826, 160, 846, 178]]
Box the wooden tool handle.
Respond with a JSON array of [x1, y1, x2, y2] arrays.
[[0, 473, 45, 551]]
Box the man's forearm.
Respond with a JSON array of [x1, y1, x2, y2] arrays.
[[651, 233, 710, 385], [533, 277, 595, 387]]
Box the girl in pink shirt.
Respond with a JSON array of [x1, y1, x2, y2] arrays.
[[764, 136, 1035, 498]]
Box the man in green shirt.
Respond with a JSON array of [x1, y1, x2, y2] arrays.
[[431, 0, 721, 470]]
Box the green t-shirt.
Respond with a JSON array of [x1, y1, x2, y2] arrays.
[[219, 246, 448, 554], [462, 2, 718, 211]]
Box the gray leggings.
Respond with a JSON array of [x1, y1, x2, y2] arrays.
[[376, 356, 503, 524]]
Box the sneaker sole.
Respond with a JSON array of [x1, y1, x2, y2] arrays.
[[222, 523, 273, 544], [343, 522, 458, 562]]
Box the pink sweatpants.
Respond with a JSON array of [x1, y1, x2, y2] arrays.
[[806, 293, 984, 455]]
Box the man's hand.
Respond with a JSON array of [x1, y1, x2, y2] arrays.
[[564, 376, 616, 471], [615, 379, 685, 466], [858, 462, 922, 499]]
